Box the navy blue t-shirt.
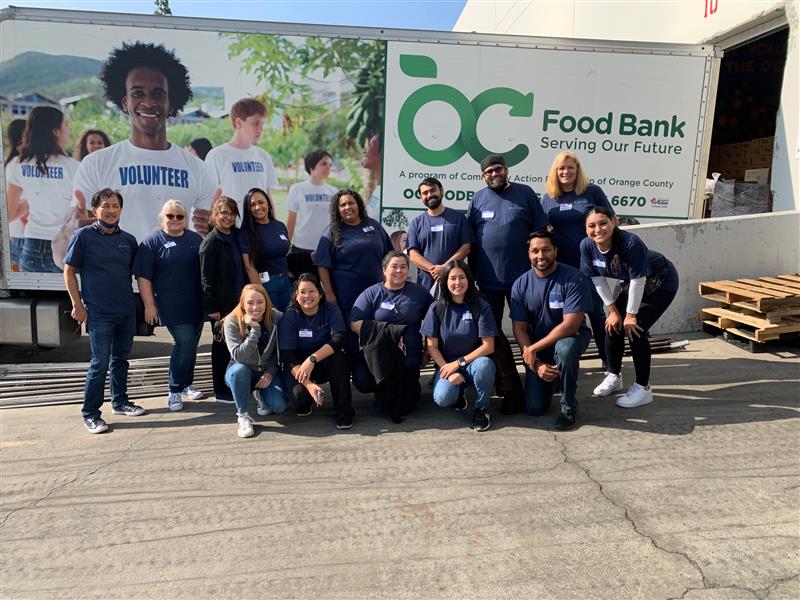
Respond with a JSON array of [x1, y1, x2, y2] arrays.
[[467, 182, 548, 290], [510, 264, 592, 360], [238, 220, 290, 276], [579, 230, 678, 292], [350, 282, 434, 366], [314, 218, 393, 311], [406, 207, 474, 290], [541, 184, 613, 268], [278, 302, 346, 356], [132, 229, 203, 326], [420, 297, 498, 363], [63, 224, 137, 318]]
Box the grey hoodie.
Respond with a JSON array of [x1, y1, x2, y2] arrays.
[[223, 308, 282, 375]]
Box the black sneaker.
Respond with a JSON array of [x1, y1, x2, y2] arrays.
[[83, 417, 108, 434], [472, 409, 490, 432], [111, 402, 146, 417], [554, 412, 577, 431], [296, 404, 313, 417], [453, 391, 467, 412], [335, 415, 353, 430]]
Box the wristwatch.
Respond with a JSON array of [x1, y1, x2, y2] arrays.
[[309, 354, 317, 364], [457, 357, 467, 368]]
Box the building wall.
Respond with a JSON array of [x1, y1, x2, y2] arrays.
[[454, 0, 798, 213], [625, 211, 800, 334]]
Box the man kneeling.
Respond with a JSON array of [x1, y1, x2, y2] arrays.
[[510, 231, 592, 430]]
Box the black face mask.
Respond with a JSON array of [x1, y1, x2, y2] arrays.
[[424, 195, 442, 210]]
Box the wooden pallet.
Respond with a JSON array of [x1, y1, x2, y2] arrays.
[[698, 273, 800, 342]]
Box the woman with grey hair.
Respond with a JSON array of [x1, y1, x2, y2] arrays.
[[133, 199, 205, 411]]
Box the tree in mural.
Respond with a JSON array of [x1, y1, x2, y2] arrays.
[[153, 0, 172, 16]]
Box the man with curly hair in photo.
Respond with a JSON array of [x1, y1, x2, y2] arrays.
[[72, 42, 217, 242]]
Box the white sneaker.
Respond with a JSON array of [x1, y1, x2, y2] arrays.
[[237, 412, 255, 438], [254, 391, 272, 416], [616, 383, 653, 408], [593, 372, 623, 397], [181, 385, 204, 401], [168, 392, 184, 412]]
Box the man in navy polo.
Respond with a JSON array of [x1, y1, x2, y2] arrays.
[[406, 177, 473, 294], [64, 188, 145, 433], [510, 231, 592, 430], [467, 154, 548, 328]]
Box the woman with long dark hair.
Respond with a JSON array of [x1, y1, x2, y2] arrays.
[[580, 206, 679, 408], [421, 260, 497, 431], [6, 106, 79, 272], [239, 187, 292, 311], [199, 196, 248, 404], [74, 129, 111, 161], [4, 118, 27, 268], [350, 251, 434, 423], [278, 273, 354, 429]]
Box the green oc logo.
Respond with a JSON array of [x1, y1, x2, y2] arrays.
[[397, 55, 534, 167]]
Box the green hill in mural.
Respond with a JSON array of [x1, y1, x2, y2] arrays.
[[0, 51, 102, 96]]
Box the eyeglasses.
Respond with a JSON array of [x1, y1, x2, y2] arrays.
[[482, 165, 505, 176], [165, 214, 185, 221]]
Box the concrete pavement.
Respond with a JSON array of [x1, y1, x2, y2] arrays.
[[1, 333, 798, 599]]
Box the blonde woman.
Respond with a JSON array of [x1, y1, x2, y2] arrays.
[[133, 199, 205, 411], [223, 284, 286, 438], [540, 151, 615, 370]]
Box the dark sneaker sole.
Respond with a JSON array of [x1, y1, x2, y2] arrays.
[[84, 423, 108, 434], [472, 415, 491, 432], [336, 422, 353, 430], [296, 408, 313, 417]]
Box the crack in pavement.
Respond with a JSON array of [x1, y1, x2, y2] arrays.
[[0, 427, 155, 528]]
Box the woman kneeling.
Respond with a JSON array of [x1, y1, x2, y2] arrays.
[[223, 284, 287, 437]]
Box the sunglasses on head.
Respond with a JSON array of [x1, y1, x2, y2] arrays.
[[482, 165, 505, 176], [165, 213, 185, 221]]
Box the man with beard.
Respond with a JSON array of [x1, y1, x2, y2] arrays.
[[467, 154, 548, 328], [406, 177, 473, 293], [511, 231, 592, 430]]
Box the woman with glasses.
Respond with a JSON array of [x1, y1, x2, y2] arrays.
[[133, 199, 205, 411], [350, 251, 433, 423], [199, 196, 248, 404]]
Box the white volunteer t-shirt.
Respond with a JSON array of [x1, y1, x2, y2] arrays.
[[204, 143, 279, 212], [7, 155, 80, 240], [286, 179, 337, 250], [73, 140, 216, 243]]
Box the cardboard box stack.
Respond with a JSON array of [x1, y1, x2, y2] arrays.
[[708, 136, 773, 182]]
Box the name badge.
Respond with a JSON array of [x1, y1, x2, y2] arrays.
[[299, 328, 313, 338], [431, 224, 444, 232], [559, 203, 573, 211], [462, 311, 473, 321], [380, 301, 396, 310], [362, 225, 375, 233], [279, 234, 288, 241], [549, 299, 565, 309], [259, 271, 271, 283], [481, 210, 495, 220], [163, 241, 177, 248], [592, 258, 606, 269]]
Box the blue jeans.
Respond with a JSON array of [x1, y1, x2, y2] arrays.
[[9, 237, 24, 268], [224, 362, 287, 415], [524, 329, 590, 416], [166, 322, 203, 393], [433, 356, 496, 411], [82, 311, 136, 419], [262, 273, 292, 312], [20, 238, 61, 273]]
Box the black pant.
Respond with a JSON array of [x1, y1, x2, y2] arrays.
[[284, 350, 354, 419], [482, 288, 512, 330], [210, 320, 233, 401], [358, 363, 420, 422], [287, 246, 317, 279], [605, 287, 677, 386]]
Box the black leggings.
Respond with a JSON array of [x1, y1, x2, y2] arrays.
[[284, 350, 354, 419], [605, 287, 677, 386], [353, 359, 421, 423], [210, 320, 233, 401]]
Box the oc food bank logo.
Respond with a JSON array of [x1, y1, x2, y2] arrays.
[[397, 55, 534, 167]]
